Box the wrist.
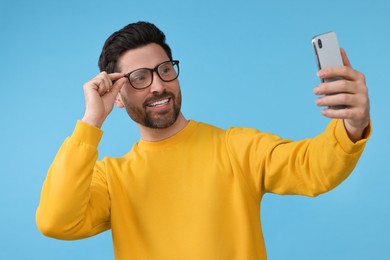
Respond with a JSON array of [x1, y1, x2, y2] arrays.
[[344, 120, 369, 143], [81, 115, 104, 129]]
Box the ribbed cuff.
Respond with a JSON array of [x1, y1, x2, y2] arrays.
[[333, 119, 371, 154], [71, 120, 103, 147]]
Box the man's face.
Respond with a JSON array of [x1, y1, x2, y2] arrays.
[[116, 43, 182, 129]]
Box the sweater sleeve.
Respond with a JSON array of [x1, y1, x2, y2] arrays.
[[36, 121, 111, 240], [226, 119, 371, 198]]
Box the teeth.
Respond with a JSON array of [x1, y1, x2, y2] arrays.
[[149, 98, 169, 107]]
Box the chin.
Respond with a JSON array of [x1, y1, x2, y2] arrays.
[[144, 114, 179, 129]]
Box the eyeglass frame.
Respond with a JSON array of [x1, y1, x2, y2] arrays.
[[123, 60, 180, 90]]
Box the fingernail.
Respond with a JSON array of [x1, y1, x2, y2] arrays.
[[317, 70, 325, 78]]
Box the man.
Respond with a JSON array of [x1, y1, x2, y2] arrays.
[[36, 21, 371, 259]]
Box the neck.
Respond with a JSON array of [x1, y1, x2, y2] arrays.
[[138, 113, 188, 142]]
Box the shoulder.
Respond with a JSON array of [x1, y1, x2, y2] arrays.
[[193, 121, 282, 148], [226, 126, 280, 143]]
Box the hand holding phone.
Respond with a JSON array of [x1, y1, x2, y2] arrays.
[[312, 32, 370, 142], [312, 32, 346, 109]]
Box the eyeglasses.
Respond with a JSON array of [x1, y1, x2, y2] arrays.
[[124, 60, 180, 90]]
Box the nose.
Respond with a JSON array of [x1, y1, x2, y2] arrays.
[[149, 71, 166, 94]]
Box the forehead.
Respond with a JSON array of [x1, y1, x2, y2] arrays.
[[117, 43, 169, 73]]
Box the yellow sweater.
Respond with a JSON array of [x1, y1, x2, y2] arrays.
[[36, 119, 369, 259]]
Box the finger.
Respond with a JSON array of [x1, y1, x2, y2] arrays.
[[107, 73, 125, 92], [340, 48, 352, 67], [88, 72, 111, 95], [318, 65, 362, 82], [315, 92, 354, 108], [101, 72, 113, 94], [108, 72, 125, 82], [320, 107, 353, 120], [109, 77, 126, 97], [97, 72, 123, 95], [84, 74, 105, 95], [314, 80, 355, 96]]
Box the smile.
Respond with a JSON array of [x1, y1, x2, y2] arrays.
[[147, 98, 171, 107]]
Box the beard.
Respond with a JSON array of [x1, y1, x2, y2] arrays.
[[122, 89, 182, 129]]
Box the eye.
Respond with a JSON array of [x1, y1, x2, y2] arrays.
[[159, 64, 175, 78], [133, 75, 145, 82], [130, 70, 148, 83], [159, 66, 171, 75]]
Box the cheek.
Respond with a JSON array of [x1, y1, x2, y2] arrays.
[[120, 89, 143, 106]]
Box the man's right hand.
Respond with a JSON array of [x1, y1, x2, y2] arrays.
[[81, 72, 126, 128]]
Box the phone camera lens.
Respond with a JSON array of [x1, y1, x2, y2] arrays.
[[318, 39, 323, 49]]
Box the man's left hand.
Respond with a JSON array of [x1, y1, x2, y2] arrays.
[[314, 48, 370, 142]]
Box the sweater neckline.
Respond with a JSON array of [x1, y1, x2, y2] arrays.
[[136, 120, 197, 151]]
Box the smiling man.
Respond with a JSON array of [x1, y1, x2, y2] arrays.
[[36, 22, 371, 259], [114, 43, 185, 140]]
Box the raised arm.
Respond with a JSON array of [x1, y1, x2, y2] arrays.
[[36, 72, 126, 239]]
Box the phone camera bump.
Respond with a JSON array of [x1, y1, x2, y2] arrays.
[[318, 39, 323, 49]]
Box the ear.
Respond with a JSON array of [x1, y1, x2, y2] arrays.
[[115, 93, 125, 108]]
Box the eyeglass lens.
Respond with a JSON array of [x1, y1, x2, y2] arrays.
[[129, 61, 179, 89]]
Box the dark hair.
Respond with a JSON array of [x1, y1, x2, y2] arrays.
[[98, 21, 173, 73]]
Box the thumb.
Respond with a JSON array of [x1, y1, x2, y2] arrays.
[[340, 48, 352, 67], [110, 77, 127, 97]]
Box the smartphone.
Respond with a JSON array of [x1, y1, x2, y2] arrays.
[[312, 31, 345, 109]]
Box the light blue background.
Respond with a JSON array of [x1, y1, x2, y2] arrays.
[[1, 0, 389, 259]]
